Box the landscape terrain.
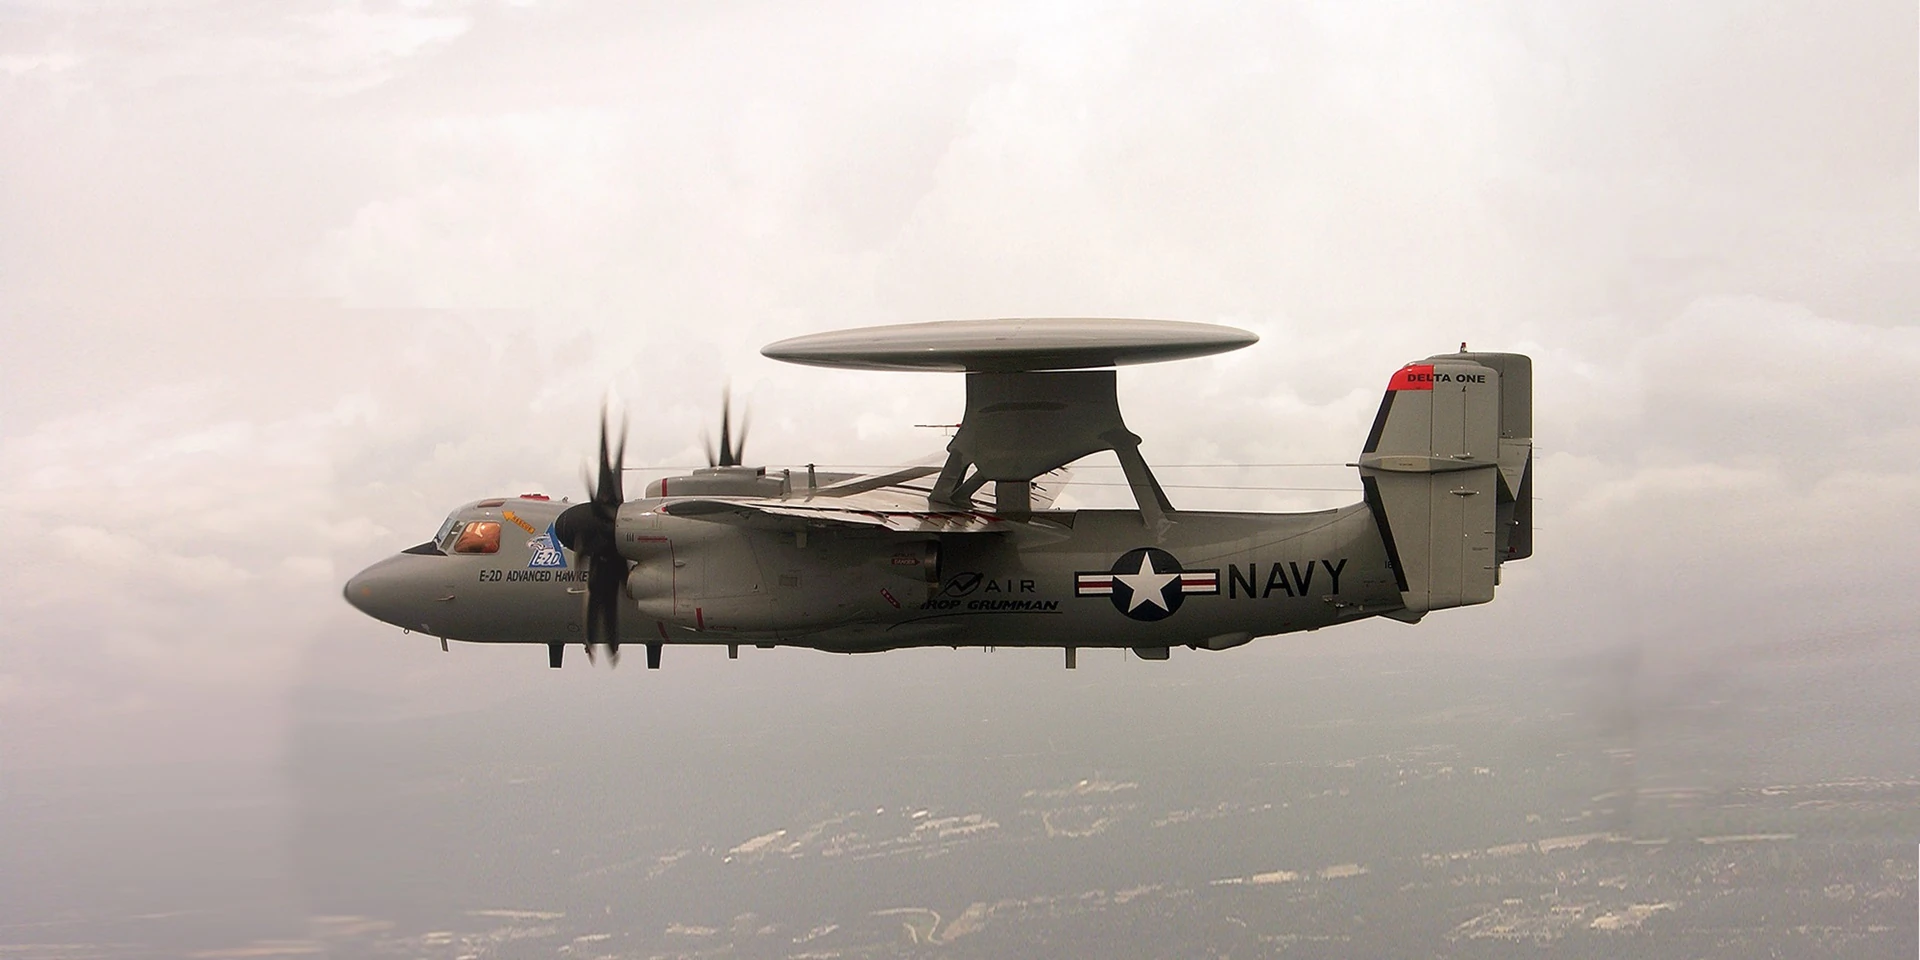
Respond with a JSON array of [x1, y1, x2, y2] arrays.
[[5, 631, 1916, 958]]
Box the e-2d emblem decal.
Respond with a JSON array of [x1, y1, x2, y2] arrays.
[[527, 523, 568, 570], [1074, 547, 1218, 621]]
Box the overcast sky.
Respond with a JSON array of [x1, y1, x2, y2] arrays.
[[2, 0, 1916, 770]]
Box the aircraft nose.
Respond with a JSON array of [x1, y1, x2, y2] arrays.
[[343, 554, 437, 629]]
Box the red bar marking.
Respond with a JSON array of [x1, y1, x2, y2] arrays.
[[695, 607, 704, 630], [1389, 363, 1437, 391]]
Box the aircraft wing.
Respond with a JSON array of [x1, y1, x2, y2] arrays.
[[657, 458, 1072, 534], [803, 459, 1072, 511], [659, 498, 1019, 533]]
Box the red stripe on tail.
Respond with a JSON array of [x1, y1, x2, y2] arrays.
[[1388, 364, 1436, 391]]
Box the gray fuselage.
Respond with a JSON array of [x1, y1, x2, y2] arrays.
[[344, 495, 1404, 654]]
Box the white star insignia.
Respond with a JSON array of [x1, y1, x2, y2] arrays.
[[1114, 553, 1179, 612]]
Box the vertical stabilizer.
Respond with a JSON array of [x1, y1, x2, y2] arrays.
[[1358, 351, 1532, 617]]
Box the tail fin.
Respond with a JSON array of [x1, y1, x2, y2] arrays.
[[1358, 350, 1532, 618]]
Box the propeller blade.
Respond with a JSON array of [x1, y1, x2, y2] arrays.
[[586, 555, 623, 649], [557, 409, 627, 557], [560, 402, 631, 669], [611, 415, 627, 503], [700, 390, 749, 468], [592, 407, 627, 517]]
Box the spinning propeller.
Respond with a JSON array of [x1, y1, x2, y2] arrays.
[[554, 394, 746, 668], [554, 409, 629, 667]]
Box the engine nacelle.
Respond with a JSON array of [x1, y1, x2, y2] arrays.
[[616, 501, 938, 635], [644, 466, 788, 499]]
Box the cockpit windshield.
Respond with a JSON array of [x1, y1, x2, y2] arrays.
[[433, 516, 463, 552], [429, 516, 502, 554], [451, 521, 501, 554]]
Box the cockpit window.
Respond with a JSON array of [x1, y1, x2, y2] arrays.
[[452, 521, 501, 554], [434, 516, 464, 552]]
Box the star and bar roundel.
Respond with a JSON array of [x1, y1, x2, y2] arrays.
[[1074, 547, 1218, 621]]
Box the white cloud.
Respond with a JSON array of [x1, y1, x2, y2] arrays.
[[2, 0, 1914, 767]]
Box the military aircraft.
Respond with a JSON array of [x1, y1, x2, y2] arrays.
[[343, 319, 1532, 669]]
